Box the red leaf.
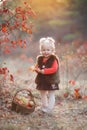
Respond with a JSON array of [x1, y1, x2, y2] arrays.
[[11, 41, 17, 45], [2, 24, 7, 33], [74, 88, 81, 98], [63, 92, 69, 98], [24, 2, 27, 5], [3, 8, 8, 13], [4, 46, 10, 54], [9, 74, 14, 82], [82, 96, 87, 99], [69, 80, 76, 85], [17, 39, 23, 46]]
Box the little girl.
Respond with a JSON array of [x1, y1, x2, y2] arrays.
[[34, 37, 60, 113]]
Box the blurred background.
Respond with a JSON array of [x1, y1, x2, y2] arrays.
[[0, 0, 87, 89]]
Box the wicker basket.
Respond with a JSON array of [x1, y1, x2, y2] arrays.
[[11, 89, 35, 114]]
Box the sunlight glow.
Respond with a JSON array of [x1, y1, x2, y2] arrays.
[[57, 0, 67, 2]]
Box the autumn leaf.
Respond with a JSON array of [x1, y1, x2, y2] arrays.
[[0, 67, 8, 75], [2, 24, 7, 33], [24, 2, 27, 5], [17, 39, 23, 47], [0, 68, 2, 74], [4, 46, 10, 54], [82, 96, 87, 99], [63, 92, 69, 98], [22, 44, 26, 48], [27, 29, 32, 34], [69, 80, 76, 85], [74, 88, 82, 99], [11, 41, 17, 45], [3, 8, 8, 13], [9, 74, 14, 82]]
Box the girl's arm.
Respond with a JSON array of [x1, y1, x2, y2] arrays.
[[43, 60, 58, 74], [34, 59, 59, 74]]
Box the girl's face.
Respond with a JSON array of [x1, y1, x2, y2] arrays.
[[41, 45, 53, 57]]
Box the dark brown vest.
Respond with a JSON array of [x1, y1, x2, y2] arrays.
[[35, 55, 60, 84]]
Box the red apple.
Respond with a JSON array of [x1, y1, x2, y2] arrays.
[[29, 101, 34, 107]]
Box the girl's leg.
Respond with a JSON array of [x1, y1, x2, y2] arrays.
[[39, 90, 48, 108], [47, 91, 55, 110]]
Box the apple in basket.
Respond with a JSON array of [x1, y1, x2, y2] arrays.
[[21, 97, 29, 105], [29, 101, 35, 107]]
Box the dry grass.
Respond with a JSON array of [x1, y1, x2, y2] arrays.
[[0, 57, 87, 130]]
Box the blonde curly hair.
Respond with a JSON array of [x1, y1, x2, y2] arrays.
[[39, 37, 56, 54]]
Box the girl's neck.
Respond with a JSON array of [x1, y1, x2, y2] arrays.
[[43, 56, 50, 59], [43, 55, 50, 62]]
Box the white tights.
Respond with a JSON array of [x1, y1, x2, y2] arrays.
[[40, 90, 55, 110]]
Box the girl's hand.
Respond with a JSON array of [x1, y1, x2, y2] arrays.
[[29, 66, 36, 71], [29, 65, 44, 74], [35, 68, 44, 74], [29, 64, 38, 72]]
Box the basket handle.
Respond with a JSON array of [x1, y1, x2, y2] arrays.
[[13, 89, 34, 101]]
